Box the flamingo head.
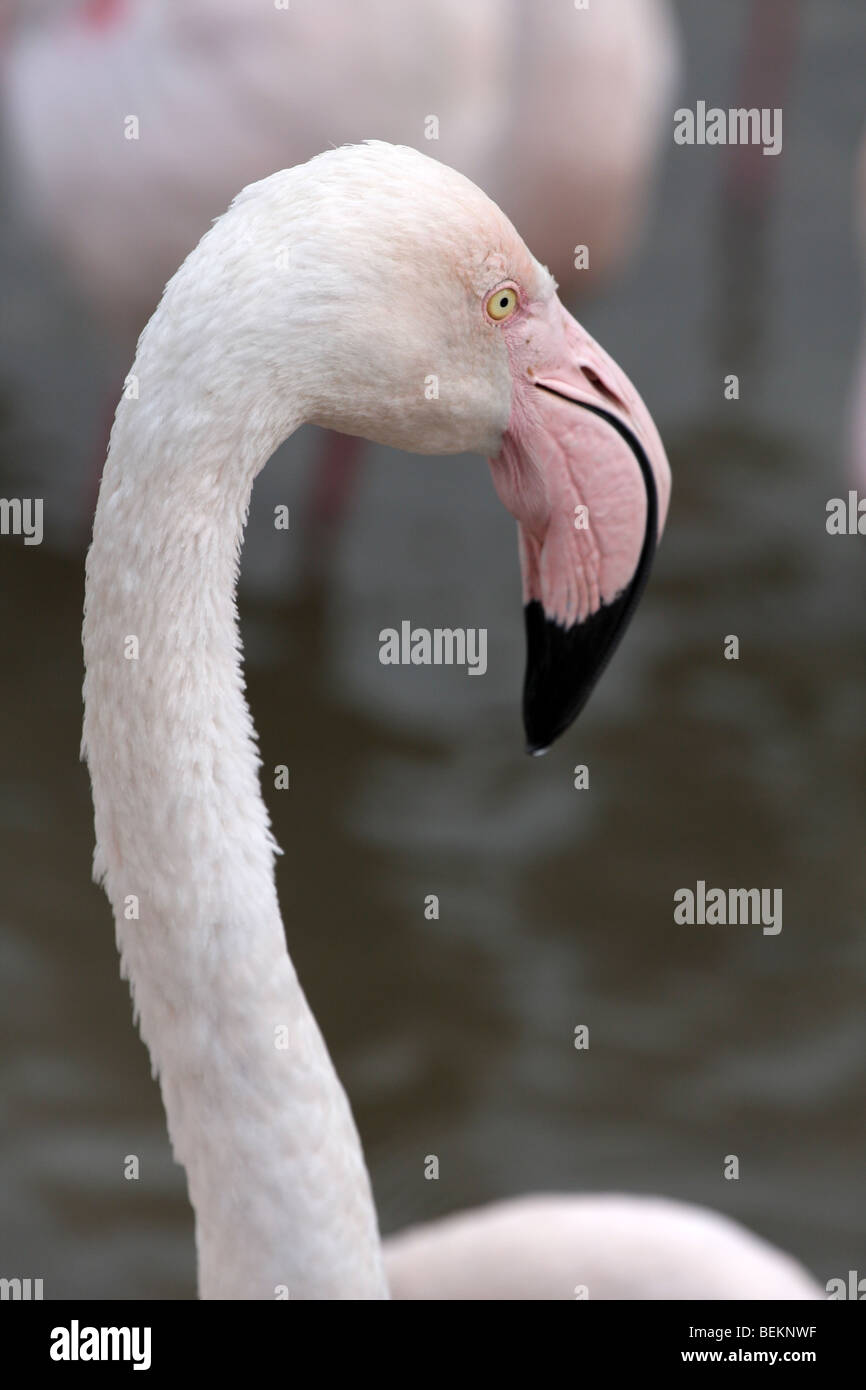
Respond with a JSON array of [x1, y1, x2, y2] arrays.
[[189, 143, 672, 750]]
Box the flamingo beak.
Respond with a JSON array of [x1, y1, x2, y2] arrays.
[[488, 301, 671, 753]]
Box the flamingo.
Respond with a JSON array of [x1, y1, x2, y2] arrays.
[[2, 0, 678, 328], [82, 143, 819, 1300]]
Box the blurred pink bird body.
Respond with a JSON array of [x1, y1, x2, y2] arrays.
[[494, 0, 679, 291], [2, 0, 500, 335], [2, 0, 680, 546], [3, 0, 679, 339], [384, 1194, 820, 1300]]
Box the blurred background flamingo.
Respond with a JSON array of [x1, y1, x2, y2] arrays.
[[1, 0, 680, 549]]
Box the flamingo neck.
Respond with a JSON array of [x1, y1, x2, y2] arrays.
[[82, 319, 388, 1300]]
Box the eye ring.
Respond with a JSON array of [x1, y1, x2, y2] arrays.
[[485, 285, 519, 322]]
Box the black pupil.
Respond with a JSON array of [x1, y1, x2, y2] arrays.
[[500, 297, 508, 307]]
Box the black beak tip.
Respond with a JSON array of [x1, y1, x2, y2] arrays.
[[519, 392, 660, 753], [521, 595, 635, 752]]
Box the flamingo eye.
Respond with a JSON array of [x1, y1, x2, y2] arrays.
[[485, 286, 518, 322]]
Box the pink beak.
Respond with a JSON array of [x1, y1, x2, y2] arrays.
[[489, 299, 671, 753]]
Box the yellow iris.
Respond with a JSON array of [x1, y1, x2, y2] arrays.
[[486, 286, 518, 321]]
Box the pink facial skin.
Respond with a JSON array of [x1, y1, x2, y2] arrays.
[[490, 294, 670, 628], [488, 293, 671, 749]]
